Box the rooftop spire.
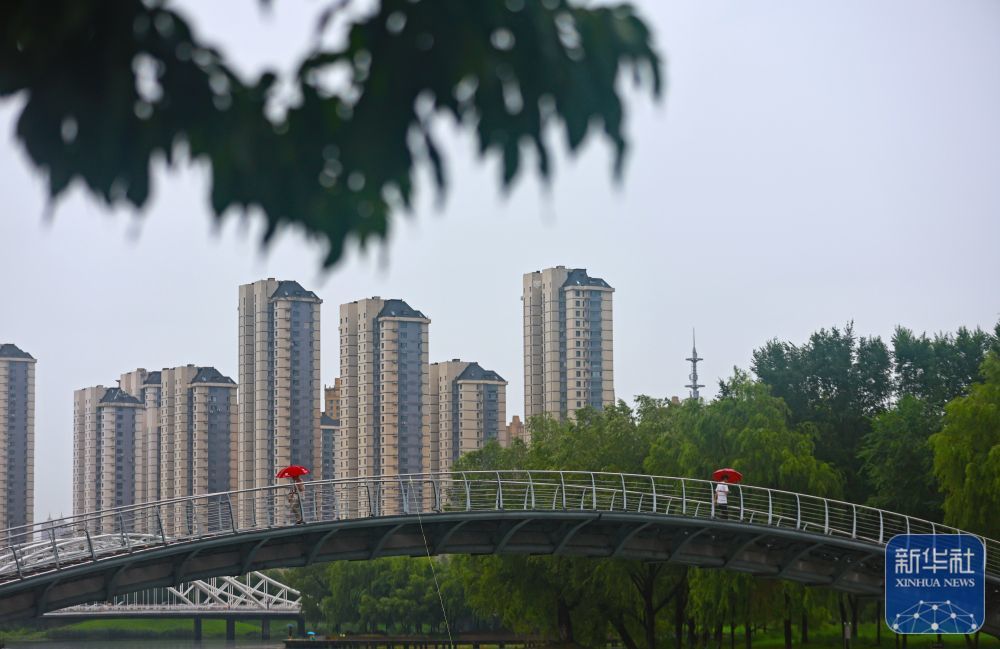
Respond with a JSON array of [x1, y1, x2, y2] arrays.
[[685, 329, 704, 400]]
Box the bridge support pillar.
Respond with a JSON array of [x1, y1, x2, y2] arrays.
[[261, 618, 270, 640], [297, 616, 307, 637], [193, 617, 202, 642], [226, 617, 236, 641]]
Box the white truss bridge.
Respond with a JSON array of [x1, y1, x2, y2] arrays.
[[44, 571, 301, 619]]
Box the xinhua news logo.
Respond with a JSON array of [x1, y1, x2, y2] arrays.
[[885, 534, 985, 634]]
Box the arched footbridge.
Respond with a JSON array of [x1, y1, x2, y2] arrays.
[[2, 471, 998, 633]]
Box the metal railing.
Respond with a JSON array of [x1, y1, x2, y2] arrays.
[[2, 471, 997, 585]]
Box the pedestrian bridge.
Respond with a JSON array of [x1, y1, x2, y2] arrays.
[[1, 471, 998, 633]]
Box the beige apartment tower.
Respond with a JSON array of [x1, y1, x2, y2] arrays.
[[72, 366, 236, 532], [320, 413, 337, 483], [118, 368, 160, 506], [523, 266, 614, 420], [324, 378, 341, 420], [238, 280, 322, 523], [0, 344, 35, 538], [162, 367, 237, 499], [339, 298, 429, 515], [72, 385, 143, 530], [159, 366, 237, 533], [426, 360, 506, 475], [500, 415, 526, 447]]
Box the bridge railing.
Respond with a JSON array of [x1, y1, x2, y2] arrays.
[[1, 471, 997, 585]]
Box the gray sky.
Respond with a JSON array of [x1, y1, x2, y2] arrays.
[[2, 1, 999, 520]]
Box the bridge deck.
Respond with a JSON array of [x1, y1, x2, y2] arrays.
[[0, 471, 996, 633]]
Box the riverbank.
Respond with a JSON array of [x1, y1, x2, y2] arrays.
[[1, 620, 998, 647], [280, 627, 1000, 649], [284, 632, 543, 648], [0, 618, 265, 641]]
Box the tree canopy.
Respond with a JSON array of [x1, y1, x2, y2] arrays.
[[931, 353, 1000, 538], [750, 324, 890, 503], [0, 0, 660, 265], [751, 322, 998, 506], [859, 395, 942, 520], [447, 375, 842, 649]]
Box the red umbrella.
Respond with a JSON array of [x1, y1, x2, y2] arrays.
[[712, 468, 743, 483], [276, 465, 310, 479]]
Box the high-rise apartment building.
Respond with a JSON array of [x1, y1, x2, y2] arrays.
[[119, 368, 160, 506], [72, 385, 143, 528], [72, 386, 101, 518], [500, 415, 526, 447], [72, 365, 236, 533], [426, 360, 506, 474], [339, 298, 429, 514], [320, 414, 337, 483], [161, 368, 236, 493], [324, 379, 341, 420], [0, 344, 35, 536], [523, 266, 614, 419], [159, 365, 237, 533], [238, 279, 322, 521]]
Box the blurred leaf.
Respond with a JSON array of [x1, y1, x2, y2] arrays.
[[0, 0, 661, 266]]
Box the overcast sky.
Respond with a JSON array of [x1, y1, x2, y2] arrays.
[[2, 1, 999, 519]]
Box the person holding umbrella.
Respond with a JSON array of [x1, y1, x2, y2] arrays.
[[712, 468, 743, 519], [277, 465, 310, 524]]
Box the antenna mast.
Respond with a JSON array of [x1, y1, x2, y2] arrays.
[[685, 329, 704, 400]]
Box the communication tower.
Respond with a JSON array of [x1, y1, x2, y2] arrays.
[[685, 329, 704, 400]]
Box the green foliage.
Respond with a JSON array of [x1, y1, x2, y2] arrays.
[[859, 395, 942, 520], [751, 322, 998, 506], [528, 401, 652, 473], [275, 566, 331, 626], [931, 353, 1000, 537], [454, 379, 842, 648], [286, 556, 473, 633], [646, 371, 841, 496], [457, 553, 607, 643], [594, 562, 687, 649], [637, 375, 842, 642], [892, 325, 996, 408], [453, 437, 530, 472], [456, 402, 682, 647], [0, 0, 660, 266], [685, 569, 737, 629], [751, 323, 890, 503], [684, 552, 835, 635], [752, 324, 892, 421]]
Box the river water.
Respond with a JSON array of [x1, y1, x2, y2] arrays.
[[4, 641, 282, 649]]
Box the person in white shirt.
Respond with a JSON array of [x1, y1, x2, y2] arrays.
[[714, 475, 730, 519]]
